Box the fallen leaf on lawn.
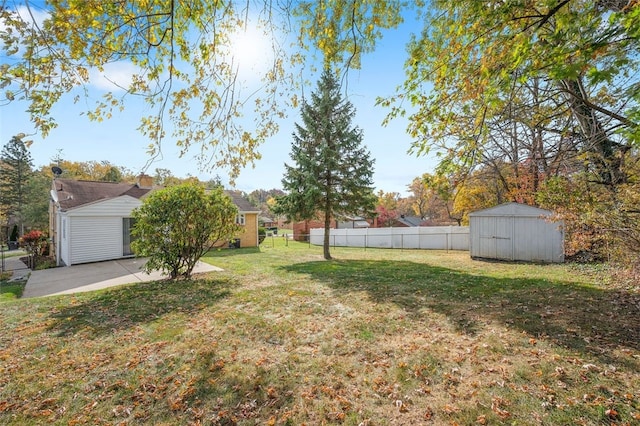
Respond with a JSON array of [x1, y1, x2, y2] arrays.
[[424, 407, 434, 420], [443, 404, 460, 414], [266, 387, 278, 398], [605, 408, 619, 419]]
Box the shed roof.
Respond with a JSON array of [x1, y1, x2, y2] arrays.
[[52, 179, 152, 210], [468, 202, 552, 218]]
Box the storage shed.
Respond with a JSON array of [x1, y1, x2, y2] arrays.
[[469, 203, 564, 263]]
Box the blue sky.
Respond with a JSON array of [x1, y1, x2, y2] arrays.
[[0, 4, 436, 196]]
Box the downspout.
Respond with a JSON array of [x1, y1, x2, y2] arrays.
[[55, 209, 61, 266]]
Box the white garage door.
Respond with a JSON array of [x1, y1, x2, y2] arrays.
[[70, 217, 122, 265]]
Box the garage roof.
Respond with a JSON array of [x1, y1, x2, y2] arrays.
[[53, 179, 153, 210]]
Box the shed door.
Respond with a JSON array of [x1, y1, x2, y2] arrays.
[[477, 216, 513, 260]]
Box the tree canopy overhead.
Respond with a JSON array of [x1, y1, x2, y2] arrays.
[[0, 0, 403, 181], [387, 0, 639, 186], [2, 1, 295, 180]]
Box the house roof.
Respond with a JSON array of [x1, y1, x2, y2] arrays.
[[53, 180, 259, 213], [353, 220, 370, 228], [396, 215, 424, 227], [225, 190, 260, 213], [52, 179, 152, 210]]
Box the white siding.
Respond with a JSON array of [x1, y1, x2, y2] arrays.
[[68, 196, 142, 217], [69, 217, 122, 265], [58, 196, 142, 265], [469, 203, 564, 263]]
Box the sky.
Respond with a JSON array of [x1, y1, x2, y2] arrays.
[[0, 3, 436, 197]]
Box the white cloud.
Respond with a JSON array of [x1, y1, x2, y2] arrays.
[[89, 61, 139, 91], [15, 5, 49, 28], [0, 5, 49, 34]]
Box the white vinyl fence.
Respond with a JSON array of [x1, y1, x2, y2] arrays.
[[309, 226, 470, 250]]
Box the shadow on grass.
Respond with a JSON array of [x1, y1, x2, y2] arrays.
[[47, 277, 237, 337], [282, 260, 640, 360]]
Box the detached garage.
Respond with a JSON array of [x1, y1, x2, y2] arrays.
[[51, 176, 154, 266], [469, 203, 564, 263]]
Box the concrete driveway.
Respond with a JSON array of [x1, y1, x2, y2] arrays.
[[22, 258, 222, 298]]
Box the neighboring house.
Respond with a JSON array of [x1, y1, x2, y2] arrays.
[[375, 214, 426, 228], [292, 218, 337, 241], [224, 190, 260, 248], [337, 215, 372, 229], [294, 213, 373, 240], [50, 177, 260, 266], [50, 174, 155, 266], [395, 215, 426, 227], [259, 215, 277, 228]]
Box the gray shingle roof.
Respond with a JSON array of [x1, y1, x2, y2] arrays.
[[396, 215, 425, 227]]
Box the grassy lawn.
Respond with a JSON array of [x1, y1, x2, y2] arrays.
[[0, 270, 26, 301], [0, 240, 638, 425]]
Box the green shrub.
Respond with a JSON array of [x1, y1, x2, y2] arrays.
[[10, 225, 18, 242]]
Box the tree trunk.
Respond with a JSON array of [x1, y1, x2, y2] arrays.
[[323, 213, 332, 260], [560, 78, 627, 186]]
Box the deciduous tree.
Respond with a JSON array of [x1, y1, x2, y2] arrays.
[[21, 171, 51, 231], [274, 69, 376, 259], [407, 177, 430, 220], [131, 183, 240, 279], [375, 205, 397, 227], [387, 0, 638, 188], [41, 159, 134, 182]]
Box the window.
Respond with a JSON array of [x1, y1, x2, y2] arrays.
[[236, 213, 245, 225], [123, 218, 136, 256]]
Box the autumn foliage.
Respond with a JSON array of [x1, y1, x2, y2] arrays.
[[19, 229, 47, 269]]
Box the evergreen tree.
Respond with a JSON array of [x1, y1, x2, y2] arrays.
[[0, 135, 34, 235], [274, 69, 376, 260]]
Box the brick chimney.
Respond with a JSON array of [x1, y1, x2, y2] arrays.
[[136, 173, 154, 189]]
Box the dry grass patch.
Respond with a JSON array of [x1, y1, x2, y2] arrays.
[[0, 240, 638, 425]]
